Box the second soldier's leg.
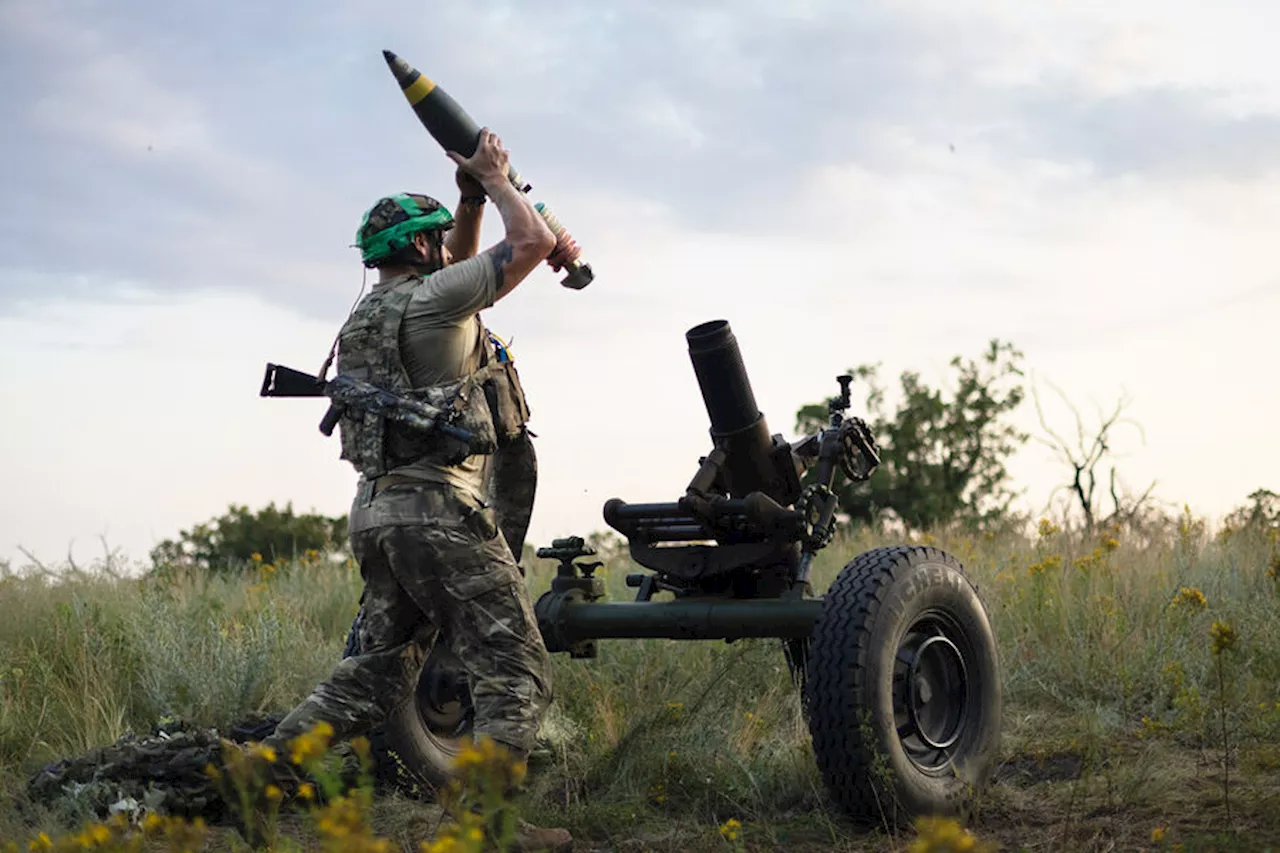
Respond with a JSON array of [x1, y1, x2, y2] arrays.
[[267, 527, 435, 749]]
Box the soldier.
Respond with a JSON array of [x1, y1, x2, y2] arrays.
[[265, 129, 575, 850]]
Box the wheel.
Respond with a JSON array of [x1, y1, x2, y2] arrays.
[[804, 546, 1001, 825], [342, 610, 475, 792]]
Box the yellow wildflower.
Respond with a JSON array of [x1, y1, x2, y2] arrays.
[[26, 833, 51, 852], [352, 735, 372, 766], [452, 744, 484, 771], [1027, 554, 1062, 576], [422, 838, 457, 853], [290, 737, 322, 765], [142, 813, 163, 833], [250, 742, 277, 763], [265, 784, 282, 802], [1168, 587, 1208, 612], [298, 782, 315, 800], [1210, 621, 1238, 656], [1037, 518, 1061, 538], [89, 824, 111, 845], [289, 723, 333, 765], [251, 552, 263, 562], [909, 816, 995, 852], [719, 818, 742, 841], [1152, 826, 1166, 842], [1072, 548, 1105, 572]]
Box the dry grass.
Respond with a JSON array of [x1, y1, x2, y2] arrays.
[[2, 513, 1277, 851]]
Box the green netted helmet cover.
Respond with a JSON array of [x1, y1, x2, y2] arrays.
[[355, 193, 454, 265]]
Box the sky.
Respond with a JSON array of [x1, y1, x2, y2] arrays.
[[1, 0, 1277, 570]]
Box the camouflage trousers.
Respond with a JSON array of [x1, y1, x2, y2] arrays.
[[267, 481, 552, 756]]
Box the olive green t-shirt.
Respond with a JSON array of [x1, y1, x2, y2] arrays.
[[381, 255, 499, 501]]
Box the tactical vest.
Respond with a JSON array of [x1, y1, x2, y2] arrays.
[[335, 275, 532, 479]]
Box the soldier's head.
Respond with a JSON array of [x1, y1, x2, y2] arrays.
[[355, 193, 455, 274]]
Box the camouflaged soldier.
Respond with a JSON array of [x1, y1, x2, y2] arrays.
[[266, 131, 574, 811]]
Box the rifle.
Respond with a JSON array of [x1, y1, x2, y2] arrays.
[[259, 363, 475, 445]]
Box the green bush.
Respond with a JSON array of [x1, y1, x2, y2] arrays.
[[148, 502, 348, 575]]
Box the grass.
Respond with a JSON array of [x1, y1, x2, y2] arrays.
[[1, 512, 1278, 851]]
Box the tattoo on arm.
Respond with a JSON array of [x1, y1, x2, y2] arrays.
[[489, 240, 513, 292]]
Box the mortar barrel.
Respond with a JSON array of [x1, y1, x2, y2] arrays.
[[686, 320, 761, 436]]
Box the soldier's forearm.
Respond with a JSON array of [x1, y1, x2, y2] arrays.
[[445, 198, 484, 260], [482, 178, 554, 253]]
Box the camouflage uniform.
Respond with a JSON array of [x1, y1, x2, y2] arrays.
[[268, 214, 551, 758], [268, 482, 550, 755]]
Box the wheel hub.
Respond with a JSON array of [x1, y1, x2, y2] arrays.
[[906, 635, 966, 749], [415, 644, 473, 738], [893, 614, 972, 771]]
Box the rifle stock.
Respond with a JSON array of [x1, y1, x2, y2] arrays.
[[259, 362, 475, 446], [260, 363, 326, 397]]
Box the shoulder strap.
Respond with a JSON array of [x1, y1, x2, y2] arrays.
[[474, 315, 491, 368]]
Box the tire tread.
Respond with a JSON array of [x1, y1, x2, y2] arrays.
[[804, 546, 980, 823]]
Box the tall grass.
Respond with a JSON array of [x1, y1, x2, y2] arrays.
[[2, 514, 1277, 847], [0, 553, 360, 783]]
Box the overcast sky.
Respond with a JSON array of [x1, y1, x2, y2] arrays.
[[2, 0, 1277, 569]]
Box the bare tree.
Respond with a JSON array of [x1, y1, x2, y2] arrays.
[[1033, 379, 1156, 531]]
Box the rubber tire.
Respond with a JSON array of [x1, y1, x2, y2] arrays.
[[804, 546, 1001, 825], [342, 610, 474, 794]]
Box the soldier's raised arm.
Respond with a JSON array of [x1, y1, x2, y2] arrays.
[[448, 129, 556, 302]]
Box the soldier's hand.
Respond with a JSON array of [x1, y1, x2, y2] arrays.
[[455, 165, 486, 198], [546, 228, 582, 272], [447, 128, 509, 188]]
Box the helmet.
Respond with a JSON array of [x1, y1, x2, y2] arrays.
[[354, 193, 454, 266]]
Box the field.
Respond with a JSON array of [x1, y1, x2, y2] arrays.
[[2, 513, 1278, 852]]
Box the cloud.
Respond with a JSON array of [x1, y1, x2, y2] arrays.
[[0, 0, 382, 313], [3, 0, 1280, 325], [1009, 85, 1280, 180], [4, 0, 1280, 566]]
